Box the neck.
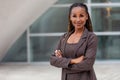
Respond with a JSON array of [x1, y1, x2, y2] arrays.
[[74, 27, 85, 34]]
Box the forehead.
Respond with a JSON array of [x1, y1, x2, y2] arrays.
[[71, 7, 86, 14]]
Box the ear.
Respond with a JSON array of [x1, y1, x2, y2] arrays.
[[86, 14, 88, 20], [69, 15, 72, 21]]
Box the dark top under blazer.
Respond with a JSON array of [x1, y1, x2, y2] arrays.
[[50, 28, 98, 80]]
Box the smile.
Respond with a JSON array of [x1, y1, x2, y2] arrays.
[[76, 23, 81, 26]]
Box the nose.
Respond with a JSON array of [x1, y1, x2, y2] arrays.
[[76, 17, 80, 22]]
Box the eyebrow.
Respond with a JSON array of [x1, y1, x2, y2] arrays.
[[71, 12, 86, 15]]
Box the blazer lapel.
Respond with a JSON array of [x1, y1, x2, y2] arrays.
[[61, 31, 73, 56], [74, 28, 88, 56], [61, 28, 88, 57]]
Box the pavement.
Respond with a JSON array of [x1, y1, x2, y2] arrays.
[[0, 60, 120, 80]]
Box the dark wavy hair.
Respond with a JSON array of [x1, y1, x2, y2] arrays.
[[68, 3, 93, 32]]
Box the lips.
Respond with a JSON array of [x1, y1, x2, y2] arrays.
[[76, 23, 81, 26]]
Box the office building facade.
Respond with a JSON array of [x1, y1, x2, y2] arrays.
[[2, 0, 120, 62]]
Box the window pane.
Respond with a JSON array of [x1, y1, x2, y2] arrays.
[[92, 0, 120, 3], [55, 0, 86, 4], [30, 7, 69, 33], [30, 36, 60, 61], [97, 36, 120, 59], [92, 7, 120, 31], [2, 32, 27, 62]]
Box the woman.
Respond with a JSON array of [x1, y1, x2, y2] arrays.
[[50, 3, 98, 80]]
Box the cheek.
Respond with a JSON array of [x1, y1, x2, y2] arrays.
[[81, 18, 87, 23], [70, 17, 74, 21], [70, 17, 75, 23]]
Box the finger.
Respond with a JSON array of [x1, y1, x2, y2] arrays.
[[55, 53, 58, 57], [55, 50, 63, 57], [58, 50, 62, 54], [58, 55, 62, 58], [55, 50, 57, 53], [57, 50, 62, 56], [55, 53, 61, 57], [78, 55, 84, 58]]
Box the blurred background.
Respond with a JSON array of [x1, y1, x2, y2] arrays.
[[0, 0, 120, 80]]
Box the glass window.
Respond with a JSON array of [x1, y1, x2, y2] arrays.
[[92, 7, 120, 31], [55, 0, 86, 4], [92, 0, 120, 3], [30, 7, 69, 33], [2, 32, 27, 62], [30, 36, 60, 61], [97, 36, 120, 59]]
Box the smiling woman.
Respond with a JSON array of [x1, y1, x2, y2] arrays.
[[70, 6, 88, 31], [67, 5, 89, 44], [50, 3, 98, 80], [1, 0, 120, 63]]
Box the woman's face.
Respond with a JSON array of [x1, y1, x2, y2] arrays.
[[70, 7, 88, 30]]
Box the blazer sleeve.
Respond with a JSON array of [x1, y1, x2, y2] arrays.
[[50, 33, 71, 68], [65, 33, 98, 73]]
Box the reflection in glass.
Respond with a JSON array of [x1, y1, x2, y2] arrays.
[[92, 7, 120, 31], [55, 0, 86, 4], [30, 36, 60, 61], [97, 36, 120, 59], [2, 32, 27, 62], [30, 7, 69, 33]]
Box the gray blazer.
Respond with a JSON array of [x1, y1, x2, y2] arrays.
[[50, 28, 98, 80]]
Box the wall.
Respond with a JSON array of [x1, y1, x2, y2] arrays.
[[0, 0, 57, 60]]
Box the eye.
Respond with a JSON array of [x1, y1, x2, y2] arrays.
[[80, 14, 84, 17], [72, 14, 77, 17]]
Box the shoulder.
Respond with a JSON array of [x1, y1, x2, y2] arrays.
[[62, 32, 68, 38], [87, 32, 98, 42], [58, 32, 68, 42], [60, 32, 67, 39], [60, 32, 70, 39], [88, 32, 97, 38]]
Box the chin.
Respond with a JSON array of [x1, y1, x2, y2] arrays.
[[75, 26, 83, 29]]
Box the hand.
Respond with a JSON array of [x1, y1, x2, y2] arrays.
[[70, 56, 84, 64], [55, 50, 62, 58]]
